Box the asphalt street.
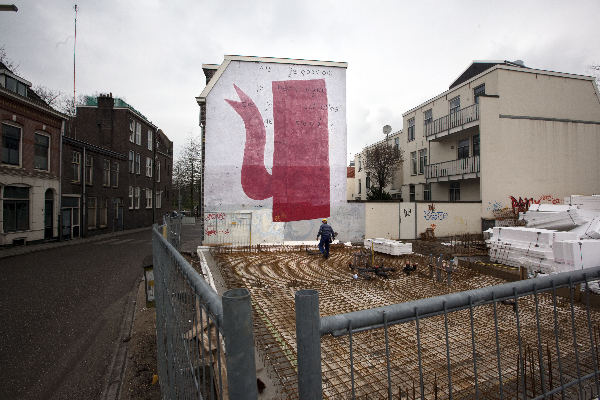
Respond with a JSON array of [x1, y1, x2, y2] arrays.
[[0, 229, 152, 400]]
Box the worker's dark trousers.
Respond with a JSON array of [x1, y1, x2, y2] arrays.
[[319, 238, 330, 258]]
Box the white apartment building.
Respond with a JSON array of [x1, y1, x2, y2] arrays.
[[400, 60, 600, 226], [354, 129, 403, 200]]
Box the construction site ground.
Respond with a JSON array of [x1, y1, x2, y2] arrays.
[[121, 228, 600, 399], [213, 240, 600, 400]]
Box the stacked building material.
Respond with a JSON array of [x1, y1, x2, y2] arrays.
[[364, 238, 412, 256], [489, 195, 600, 274], [488, 227, 578, 272]]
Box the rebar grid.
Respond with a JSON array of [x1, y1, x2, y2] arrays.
[[211, 247, 600, 399]]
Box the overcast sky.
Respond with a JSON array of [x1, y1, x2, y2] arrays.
[[1, 0, 599, 160]]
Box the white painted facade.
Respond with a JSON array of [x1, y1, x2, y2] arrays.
[[197, 55, 364, 243], [397, 61, 600, 232]]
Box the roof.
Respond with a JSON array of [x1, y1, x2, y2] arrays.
[[78, 95, 157, 129], [347, 167, 355, 178], [196, 55, 348, 104], [449, 60, 528, 89], [0, 61, 68, 119]]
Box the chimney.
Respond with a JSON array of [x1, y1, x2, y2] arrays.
[[97, 93, 114, 109]]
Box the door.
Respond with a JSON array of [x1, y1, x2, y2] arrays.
[[44, 189, 53, 239], [62, 208, 72, 240]]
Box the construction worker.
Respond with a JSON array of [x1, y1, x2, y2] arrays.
[[317, 218, 334, 259]]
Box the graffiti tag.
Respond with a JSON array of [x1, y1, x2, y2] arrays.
[[205, 213, 226, 221], [510, 194, 561, 213], [403, 208, 412, 217], [424, 210, 448, 221]]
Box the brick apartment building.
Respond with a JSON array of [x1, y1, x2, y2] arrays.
[[0, 62, 67, 245], [61, 94, 172, 238]]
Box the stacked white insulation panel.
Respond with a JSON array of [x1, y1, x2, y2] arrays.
[[488, 227, 578, 272], [488, 196, 600, 274], [364, 238, 412, 256]]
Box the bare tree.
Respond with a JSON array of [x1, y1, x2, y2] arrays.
[[364, 139, 403, 200], [0, 45, 19, 72], [173, 134, 202, 214]]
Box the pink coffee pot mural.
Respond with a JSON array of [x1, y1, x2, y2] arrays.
[[226, 79, 330, 222]]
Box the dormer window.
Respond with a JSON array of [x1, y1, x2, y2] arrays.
[[1, 74, 28, 97]]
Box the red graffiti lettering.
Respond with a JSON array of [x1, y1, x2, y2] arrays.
[[510, 194, 562, 213]]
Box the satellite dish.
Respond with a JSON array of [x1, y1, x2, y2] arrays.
[[383, 125, 392, 135]]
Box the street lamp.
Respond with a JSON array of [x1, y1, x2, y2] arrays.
[[0, 4, 18, 11]]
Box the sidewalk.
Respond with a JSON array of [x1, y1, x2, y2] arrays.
[[0, 227, 150, 259]]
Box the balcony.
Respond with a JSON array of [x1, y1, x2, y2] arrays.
[[425, 104, 479, 140], [425, 155, 480, 182]]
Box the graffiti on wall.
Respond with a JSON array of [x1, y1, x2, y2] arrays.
[[403, 208, 412, 217], [423, 210, 448, 221], [226, 79, 330, 223], [509, 194, 561, 213]]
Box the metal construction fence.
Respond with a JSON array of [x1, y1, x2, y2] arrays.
[[152, 224, 258, 400], [162, 214, 182, 249], [296, 266, 600, 399], [202, 211, 252, 247]]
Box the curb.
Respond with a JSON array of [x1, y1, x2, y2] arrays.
[[100, 277, 140, 400], [0, 227, 151, 260]]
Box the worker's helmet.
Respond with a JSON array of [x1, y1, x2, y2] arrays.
[[322, 218, 327, 223]]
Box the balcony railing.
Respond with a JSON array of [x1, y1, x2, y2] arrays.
[[425, 155, 480, 180], [425, 103, 479, 138]]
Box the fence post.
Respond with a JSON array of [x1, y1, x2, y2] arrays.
[[222, 288, 258, 400], [296, 289, 323, 400]]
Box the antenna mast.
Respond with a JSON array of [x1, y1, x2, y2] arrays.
[[73, 4, 77, 114]]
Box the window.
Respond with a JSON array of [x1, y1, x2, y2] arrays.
[[450, 182, 460, 202], [3, 186, 29, 232], [103, 159, 110, 187], [156, 191, 162, 209], [34, 133, 50, 170], [111, 161, 119, 187], [72, 151, 81, 182], [473, 134, 480, 157], [407, 118, 415, 141], [146, 188, 153, 208], [449, 96, 461, 114], [4, 76, 27, 96], [147, 130, 153, 151], [474, 84, 485, 104], [423, 183, 431, 201], [135, 122, 141, 145], [458, 139, 469, 159], [128, 151, 134, 173], [409, 184, 415, 202], [358, 179, 361, 194], [128, 186, 134, 209], [2, 123, 21, 165], [156, 161, 160, 182], [85, 155, 93, 185], [135, 153, 141, 174], [87, 197, 97, 228], [99, 199, 107, 227], [146, 157, 153, 177], [410, 151, 417, 175], [418, 149, 427, 175], [358, 159, 362, 171], [424, 109, 432, 125], [129, 119, 135, 143], [135, 187, 141, 209], [366, 173, 370, 189], [394, 137, 399, 150]]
